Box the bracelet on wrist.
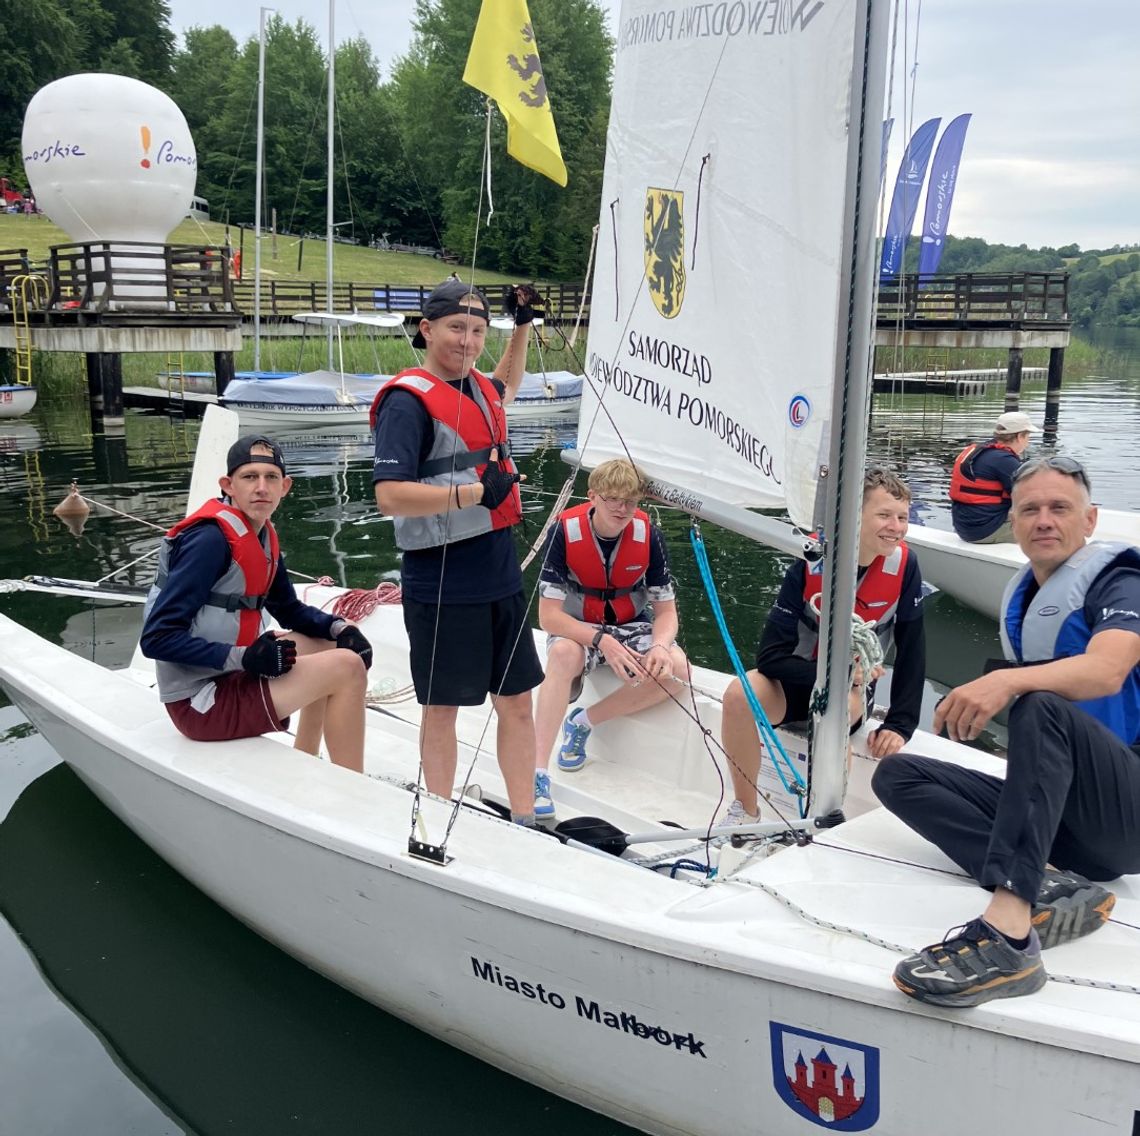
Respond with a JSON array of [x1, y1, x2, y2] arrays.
[[590, 627, 607, 649], [455, 484, 462, 510]]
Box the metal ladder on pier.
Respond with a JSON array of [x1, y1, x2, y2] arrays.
[[10, 274, 49, 385]]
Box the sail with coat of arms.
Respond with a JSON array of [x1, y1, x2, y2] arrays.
[[580, 0, 877, 527]]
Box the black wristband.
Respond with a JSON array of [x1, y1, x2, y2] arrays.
[[591, 627, 607, 649]]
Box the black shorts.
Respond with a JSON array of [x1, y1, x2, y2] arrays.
[[403, 591, 545, 706], [778, 679, 865, 735]]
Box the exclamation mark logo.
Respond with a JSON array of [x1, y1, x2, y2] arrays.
[[140, 125, 152, 168]]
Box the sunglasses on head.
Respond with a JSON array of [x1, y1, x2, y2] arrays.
[[1011, 455, 1091, 492]]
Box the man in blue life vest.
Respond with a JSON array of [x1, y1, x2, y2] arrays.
[[371, 279, 544, 825], [141, 435, 372, 772], [720, 469, 926, 827], [949, 410, 1035, 543], [878, 456, 1140, 1008], [531, 459, 688, 818]]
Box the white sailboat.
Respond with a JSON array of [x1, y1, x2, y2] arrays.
[[906, 509, 1140, 620], [0, 4, 1137, 1135]]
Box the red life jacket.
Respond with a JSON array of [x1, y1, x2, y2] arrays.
[[949, 442, 1015, 505], [800, 543, 909, 656], [369, 367, 522, 532], [165, 498, 280, 645], [561, 502, 652, 624]]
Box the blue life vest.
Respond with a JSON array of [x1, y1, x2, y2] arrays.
[[1000, 541, 1140, 744]]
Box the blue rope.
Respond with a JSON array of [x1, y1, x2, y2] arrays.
[[666, 858, 713, 879], [689, 525, 807, 815]]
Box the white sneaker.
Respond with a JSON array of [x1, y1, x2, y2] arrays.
[[721, 799, 760, 826]]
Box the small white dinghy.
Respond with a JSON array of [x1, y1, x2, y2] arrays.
[[907, 508, 1140, 620]]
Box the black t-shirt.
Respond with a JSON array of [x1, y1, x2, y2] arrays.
[[372, 376, 522, 604]]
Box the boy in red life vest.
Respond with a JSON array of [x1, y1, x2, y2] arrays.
[[141, 436, 372, 772], [371, 280, 544, 825], [532, 459, 688, 818], [949, 410, 1035, 543], [720, 469, 927, 826]]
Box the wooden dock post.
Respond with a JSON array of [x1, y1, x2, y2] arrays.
[[1043, 346, 1065, 440], [214, 351, 236, 396], [85, 352, 124, 428], [1004, 346, 1023, 410]]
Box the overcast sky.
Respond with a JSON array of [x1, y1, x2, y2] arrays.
[[165, 0, 1140, 251]]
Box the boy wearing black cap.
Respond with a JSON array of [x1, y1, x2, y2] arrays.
[[370, 280, 543, 824], [141, 435, 373, 771]]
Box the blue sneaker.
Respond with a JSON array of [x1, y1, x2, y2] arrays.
[[534, 771, 555, 819], [557, 710, 591, 771]]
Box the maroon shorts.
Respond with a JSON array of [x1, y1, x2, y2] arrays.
[[165, 672, 290, 742]]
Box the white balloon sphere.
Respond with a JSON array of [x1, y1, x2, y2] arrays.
[[22, 73, 197, 243]]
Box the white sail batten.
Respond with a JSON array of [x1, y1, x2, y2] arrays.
[[581, 1, 863, 525]]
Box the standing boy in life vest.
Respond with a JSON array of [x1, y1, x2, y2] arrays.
[[141, 435, 372, 771], [949, 410, 1035, 543], [371, 280, 544, 825], [532, 459, 688, 818], [719, 469, 926, 826]]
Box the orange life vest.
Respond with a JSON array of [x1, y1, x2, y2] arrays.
[[369, 367, 522, 538], [949, 442, 1015, 506], [560, 502, 652, 624], [164, 498, 280, 645], [799, 543, 909, 658]]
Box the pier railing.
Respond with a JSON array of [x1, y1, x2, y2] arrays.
[[44, 242, 236, 316], [2, 248, 1069, 334], [876, 272, 1069, 325]]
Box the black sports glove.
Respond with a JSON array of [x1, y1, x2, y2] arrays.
[[506, 283, 544, 327], [479, 459, 521, 509], [241, 631, 297, 678], [335, 624, 373, 669]]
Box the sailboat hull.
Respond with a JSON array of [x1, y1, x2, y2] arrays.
[[0, 385, 37, 419], [0, 608, 1136, 1136], [907, 507, 1140, 620]]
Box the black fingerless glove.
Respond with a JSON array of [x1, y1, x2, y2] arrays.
[[335, 625, 373, 669], [479, 460, 521, 509], [506, 284, 544, 326], [241, 631, 297, 678]]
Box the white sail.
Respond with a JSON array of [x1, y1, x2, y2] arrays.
[[581, 0, 864, 526]]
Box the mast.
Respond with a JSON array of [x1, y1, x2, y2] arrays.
[[253, 7, 269, 374], [808, 0, 892, 817], [325, 0, 336, 369]]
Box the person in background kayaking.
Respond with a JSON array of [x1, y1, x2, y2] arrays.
[[949, 410, 1035, 543], [371, 279, 543, 826], [531, 458, 688, 819], [720, 468, 926, 827], [878, 456, 1140, 1008], [141, 435, 373, 772]]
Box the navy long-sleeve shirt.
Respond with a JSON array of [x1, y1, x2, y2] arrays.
[[755, 553, 927, 741], [140, 520, 338, 671]]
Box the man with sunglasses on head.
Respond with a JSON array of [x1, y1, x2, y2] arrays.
[[371, 280, 544, 826], [878, 455, 1140, 1008], [949, 410, 1036, 544], [530, 458, 687, 818]]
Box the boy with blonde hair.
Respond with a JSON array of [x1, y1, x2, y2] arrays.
[[532, 459, 687, 817]]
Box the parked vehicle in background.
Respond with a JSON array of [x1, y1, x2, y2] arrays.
[[187, 195, 210, 221]]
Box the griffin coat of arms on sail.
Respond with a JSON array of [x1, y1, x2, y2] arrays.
[[643, 188, 685, 318]]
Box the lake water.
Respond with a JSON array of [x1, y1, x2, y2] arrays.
[[1, 329, 1138, 1134]]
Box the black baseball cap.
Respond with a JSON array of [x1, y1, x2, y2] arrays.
[[411, 279, 491, 348], [226, 434, 287, 476]]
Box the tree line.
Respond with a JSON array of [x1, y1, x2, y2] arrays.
[[1, 0, 612, 281]]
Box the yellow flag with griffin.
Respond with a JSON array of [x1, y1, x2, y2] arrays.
[[462, 0, 568, 187]]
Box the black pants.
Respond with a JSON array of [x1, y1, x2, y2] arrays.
[[872, 692, 1140, 902]]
